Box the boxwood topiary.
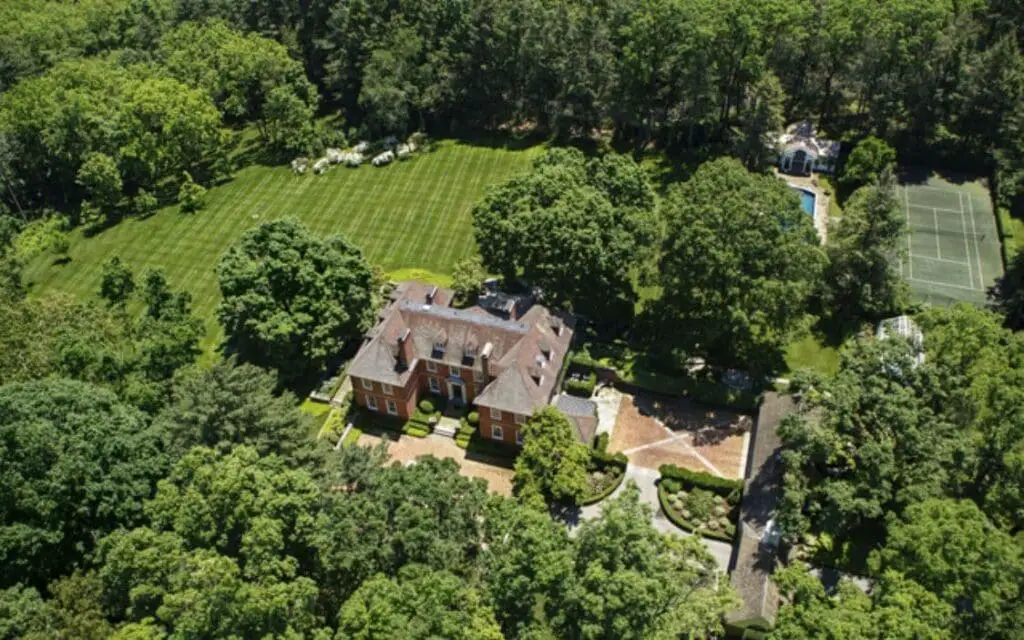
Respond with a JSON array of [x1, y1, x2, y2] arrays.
[[467, 411, 479, 426], [419, 399, 435, 414]]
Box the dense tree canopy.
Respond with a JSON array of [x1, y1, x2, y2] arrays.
[[158, 20, 319, 154], [0, 277, 202, 412], [473, 148, 659, 325], [779, 305, 1024, 637], [655, 157, 824, 375], [0, 379, 167, 590], [557, 483, 738, 639], [770, 564, 954, 640], [872, 499, 1024, 639], [217, 219, 378, 377], [0, 57, 226, 216]]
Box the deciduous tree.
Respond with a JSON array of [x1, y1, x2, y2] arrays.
[[513, 406, 590, 504], [217, 219, 378, 377], [472, 148, 659, 325], [841, 137, 897, 190], [156, 359, 315, 463], [821, 172, 909, 328], [656, 157, 824, 375], [337, 565, 503, 640], [451, 254, 486, 305]]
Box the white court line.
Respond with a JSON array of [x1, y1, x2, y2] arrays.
[[906, 203, 972, 215], [912, 184, 969, 194], [913, 254, 971, 266], [957, 192, 974, 289], [908, 275, 981, 293], [968, 195, 984, 288], [904, 186, 913, 279], [933, 208, 942, 258]]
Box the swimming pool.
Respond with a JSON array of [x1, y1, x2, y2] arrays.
[[791, 186, 816, 216]]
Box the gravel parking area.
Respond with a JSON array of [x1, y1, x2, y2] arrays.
[[609, 392, 750, 479]]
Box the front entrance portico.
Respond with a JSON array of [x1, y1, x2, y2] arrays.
[[447, 379, 465, 403]]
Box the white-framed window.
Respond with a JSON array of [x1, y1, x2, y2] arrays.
[[386, 399, 398, 415], [361, 378, 374, 391], [429, 377, 440, 393], [492, 424, 504, 440], [367, 395, 378, 411], [450, 366, 461, 379], [426, 360, 437, 373], [490, 407, 502, 421], [381, 383, 393, 396], [474, 369, 484, 383], [515, 413, 527, 425], [516, 429, 525, 446]]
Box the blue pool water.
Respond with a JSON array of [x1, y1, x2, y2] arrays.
[[791, 187, 815, 215]]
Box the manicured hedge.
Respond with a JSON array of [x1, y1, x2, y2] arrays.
[[659, 464, 743, 502], [419, 398, 435, 414], [565, 371, 597, 397], [403, 424, 430, 437], [467, 411, 479, 426], [581, 435, 627, 505]]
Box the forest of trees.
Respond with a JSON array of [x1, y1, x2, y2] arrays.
[[0, 0, 1023, 221]]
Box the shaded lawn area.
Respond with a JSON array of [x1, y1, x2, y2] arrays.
[[783, 333, 841, 378], [25, 139, 542, 361], [299, 399, 334, 439]]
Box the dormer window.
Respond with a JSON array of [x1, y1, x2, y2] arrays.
[[539, 342, 551, 359], [464, 345, 477, 358], [433, 341, 446, 354]]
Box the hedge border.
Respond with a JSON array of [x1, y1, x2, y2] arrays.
[[657, 483, 736, 543], [570, 353, 762, 413], [995, 205, 1022, 268], [659, 464, 744, 500]]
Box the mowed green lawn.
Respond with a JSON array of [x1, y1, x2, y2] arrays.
[[26, 139, 542, 355]]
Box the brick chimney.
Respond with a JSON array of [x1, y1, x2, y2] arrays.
[[397, 328, 415, 368], [480, 341, 493, 381]]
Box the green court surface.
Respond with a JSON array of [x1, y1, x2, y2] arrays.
[[897, 175, 1003, 306], [25, 139, 541, 356]]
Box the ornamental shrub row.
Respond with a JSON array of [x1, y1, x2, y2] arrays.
[[658, 464, 743, 502]]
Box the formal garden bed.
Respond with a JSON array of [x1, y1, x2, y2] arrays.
[[657, 464, 742, 543], [581, 433, 627, 505]]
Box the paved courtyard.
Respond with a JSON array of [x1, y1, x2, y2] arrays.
[[609, 392, 751, 479], [356, 432, 514, 496]]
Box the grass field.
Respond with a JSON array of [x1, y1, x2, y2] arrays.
[[897, 173, 1003, 306], [26, 139, 542, 356]]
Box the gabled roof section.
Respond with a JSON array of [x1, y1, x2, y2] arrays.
[[347, 336, 413, 386], [474, 367, 543, 415]]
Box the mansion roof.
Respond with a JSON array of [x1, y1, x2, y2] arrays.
[[348, 281, 574, 416]]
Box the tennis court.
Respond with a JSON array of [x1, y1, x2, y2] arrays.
[[897, 175, 1003, 306]]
